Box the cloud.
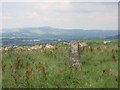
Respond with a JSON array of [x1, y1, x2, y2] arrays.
[[3, 16, 13, 20], [23, 12, 39, 19], [1, 2, 118, 30], [0, 0, 119, 2]]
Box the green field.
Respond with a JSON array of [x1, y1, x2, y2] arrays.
[[1, 40, 118, 88]]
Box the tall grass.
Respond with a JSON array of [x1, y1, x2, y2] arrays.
[[1, 40, 118, 88]]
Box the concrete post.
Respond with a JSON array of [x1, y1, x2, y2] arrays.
[[69, 41, 80, 66]]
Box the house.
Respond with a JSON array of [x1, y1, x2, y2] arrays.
[[63, 41, 70, 45], [103, 40, 111, 44]]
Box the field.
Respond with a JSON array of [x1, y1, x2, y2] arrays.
[[1, 40, 118, 88]]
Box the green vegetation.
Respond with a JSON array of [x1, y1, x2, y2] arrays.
[[1, 40, 118, 88]]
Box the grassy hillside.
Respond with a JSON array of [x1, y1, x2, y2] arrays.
[[1, 40, 118, 88]]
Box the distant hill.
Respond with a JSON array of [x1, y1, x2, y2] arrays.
[[1, 26, 118, 46], [105, 34, 119, 40], [2, 26, 118, 39]]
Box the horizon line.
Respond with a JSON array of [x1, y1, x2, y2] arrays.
[[1, 26, 118, 31]]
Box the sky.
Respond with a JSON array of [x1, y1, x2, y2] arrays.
[[0, 0, 118, 31]]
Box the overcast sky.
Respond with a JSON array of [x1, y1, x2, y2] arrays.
[[1, 1, 118, 30]]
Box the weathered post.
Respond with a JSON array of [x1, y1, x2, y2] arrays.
[[69, 41, 80, 66]]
